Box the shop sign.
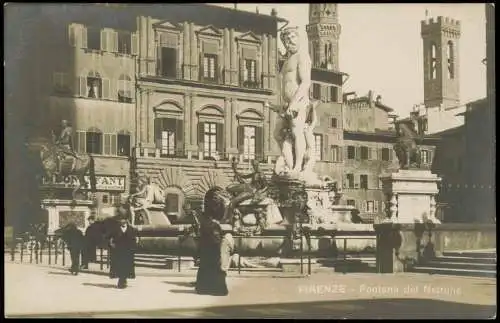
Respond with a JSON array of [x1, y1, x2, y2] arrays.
[[41, 175, 126, 191]]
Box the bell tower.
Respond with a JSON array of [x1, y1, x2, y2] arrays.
[[306, 4, 341, 71], [421, 16, 461, 110]]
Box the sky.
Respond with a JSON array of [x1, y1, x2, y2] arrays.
[[214, 3, 487, 117]]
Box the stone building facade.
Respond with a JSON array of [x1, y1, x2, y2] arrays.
[[12, 4, 287, 223], [131, 9, 285, 219], [304, 5, 440, 223], [9, 4, 449, 226]]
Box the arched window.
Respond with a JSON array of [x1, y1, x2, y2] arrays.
[[154, 102, 184, 157], [447, 41, 455, 79], [430, 43, 437, 80], [86, 127, 102, 154], [118, 74, 133, 103], [155, 118, 179, 157], [87, 71, 102, 98]]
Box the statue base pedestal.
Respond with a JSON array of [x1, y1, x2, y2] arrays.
[[374, 222, 438, 273], [380, 169, 441, 224], [41, 199, 95, 235]]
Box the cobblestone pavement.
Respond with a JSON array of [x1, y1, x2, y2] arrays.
[[5, 262, 496, 319]]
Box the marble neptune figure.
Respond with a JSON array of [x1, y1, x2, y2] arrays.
[[266, 26, 322, 186]]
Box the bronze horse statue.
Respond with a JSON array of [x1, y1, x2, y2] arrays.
[[393, 121, 422, 170], [28, 134, 97, 200]]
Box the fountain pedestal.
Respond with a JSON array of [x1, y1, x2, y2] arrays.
[[375, 169, 442, 273]]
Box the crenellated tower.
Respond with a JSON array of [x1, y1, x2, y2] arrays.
[[306, 4, 341, 71], [421, 16, 461, 110]]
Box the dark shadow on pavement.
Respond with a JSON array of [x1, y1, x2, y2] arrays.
[[82, 283, 117, 289], [169, 289, 197, 294], [163, 281, 196, 288], [14, 298, 496, 319]]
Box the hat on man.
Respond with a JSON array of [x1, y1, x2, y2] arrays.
[[88, 215, 96, 221]]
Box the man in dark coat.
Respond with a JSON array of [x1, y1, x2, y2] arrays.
[[81, 216, 99, 269], [108, 215, 137, 289], [55, 223, 85, 275]]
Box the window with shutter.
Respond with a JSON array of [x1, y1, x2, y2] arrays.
[[111, 31, 118, 53], [117, 31, 131, 54], [117, 133, 130, 156], [321, 86, 328, 102], [255, 126, 263, 161], [202, 53, 217, 82], [360, 146, 369, 160], [241, 125, 256, 161], [131, 32, 138, 56], [312, 84, 321, 100], [103, 133, 111, 155], [203, 122, 218, 159], [332, 145, 340, 162], [237, 125, 245, 154], [87, 27, 101, 51], [346, 173, 354, 189], [100, 29, 108, 51], [347, 146, 355, 159], [86, 129, 102, 154], [366, 201, 374, 213], [118, 75, 133, 103], [354, 173, 360, 189], [81, 26, 88, 49], [242, 47, 258, 88], [330, 86, 338, 103], [313, 134, 323, 161], [216, 123, 224, 156], [323, 135, 329, 161], [110, 134, 117, 155], [77, 76, 87, 97], [76, 131, 86, 153], [86, 72, 103, 98], [68, 24, 77, 47], [360, 174, 368, 189], [421, 150, 430, 164], [198, 122, 205, 148], [175, 119, 184, 157], [356, 146, 362, 160], [381, 147, 390, 161], [374, 201, 379, 213], [102, 78, 110, 99], [159, 47, 177, 78]]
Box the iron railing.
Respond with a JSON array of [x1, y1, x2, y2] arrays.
[[7, 231, 377, 275]]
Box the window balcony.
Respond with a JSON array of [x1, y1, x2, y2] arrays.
[[132, 147, 275, 165]]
